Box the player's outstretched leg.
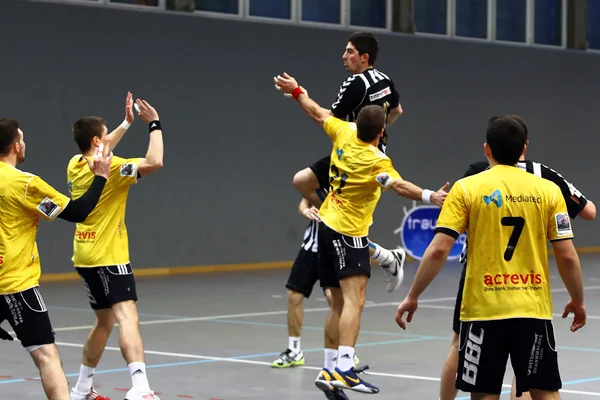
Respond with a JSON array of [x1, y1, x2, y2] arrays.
[[369, 242, 406, 292], [272, 289, 305, 368], [112, 301, 160, 400], [70, 309, 115, 400]]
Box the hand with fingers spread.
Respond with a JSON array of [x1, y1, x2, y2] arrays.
[[562, 299, 586, 332], [273, 72, 301, 96], [135, 99, 160, 123], [303, 206, 321, 221], [85, 143, 113, 180], [395, 296, 418, 330], [430, 182, 450, 208], [125, 91, 135, 125]]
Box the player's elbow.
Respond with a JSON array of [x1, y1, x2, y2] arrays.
[[429, 244, 449, 262], [579, 201, 596, 220]]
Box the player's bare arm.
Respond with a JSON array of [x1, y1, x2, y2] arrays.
[[107, 92, 135, 152], [274, 73, 330, 126], [553, 239, 587, 332], [135, 99, 164, 177], [390, 179, 449, 207], [298, 197, 320, 221], [386, 104, 403, 126], [395, 233, 456, 330]]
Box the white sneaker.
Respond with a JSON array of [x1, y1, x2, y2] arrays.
[[381, 248, 406, 292], [70, 387, 110, 400], [124, 388, 160, 400]]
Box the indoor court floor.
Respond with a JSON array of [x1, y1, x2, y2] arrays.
[[2, 254, 600, 399]]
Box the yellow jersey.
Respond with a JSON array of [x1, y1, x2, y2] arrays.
[[436, 165, 573, 321], [318, 117, 401, 237], [0, 162, 70, 294], [67, 154, 141, 267]]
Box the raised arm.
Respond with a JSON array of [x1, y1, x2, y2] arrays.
[[274, 73, 330, 126], [107, 92, 135, 152], [135, 99, 164, 177]]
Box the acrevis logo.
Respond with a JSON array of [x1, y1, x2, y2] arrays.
[[483, 271, 543, 286], [0, 255, 3, 265], [393, 202, 466, 261], [75, 230, 97, 240]]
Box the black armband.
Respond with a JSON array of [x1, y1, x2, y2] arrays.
[[149, 120, 162, 133]]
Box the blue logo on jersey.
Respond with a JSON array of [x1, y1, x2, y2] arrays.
[[67, 180, 73, 193], [483, 190, 503, 208], [336, 148, 344, 160], [395, 205, 466, 261]]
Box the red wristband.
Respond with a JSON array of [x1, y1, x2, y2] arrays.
[[291, 87, 304, 100]]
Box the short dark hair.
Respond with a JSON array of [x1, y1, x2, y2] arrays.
[[0, 118, 20, 156], [348, 32, 379, 66], [486, 117, 527, 165], [356, 105, 385, 142], [73, 116, 107, 153], [488, 114, 528, 139]]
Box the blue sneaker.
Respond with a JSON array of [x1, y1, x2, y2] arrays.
[[331, 365, 379, 394], [315, 368, 350, 400]]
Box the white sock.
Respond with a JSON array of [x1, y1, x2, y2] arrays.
[[371, 243, 394, 266], [324, 348, 338, 371], [128, 362, 151, 393], [75, 364, 95, 394], [337, 346, 356, 371], [289, 336, 301, 353]]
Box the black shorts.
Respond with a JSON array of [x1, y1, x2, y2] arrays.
[[457, 318, 561, 397], [286, 248, 320, 298], [308, 155, 331, 191], [453, 265, 467, 334], [318, 223, 371, 288], [76, 264, 138, 310], [0, 287, 55, 348]]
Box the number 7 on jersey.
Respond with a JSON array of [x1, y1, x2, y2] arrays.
[[501, 216, 525, 261]]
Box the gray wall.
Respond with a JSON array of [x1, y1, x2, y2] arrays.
[[1, 0, 599, 273]]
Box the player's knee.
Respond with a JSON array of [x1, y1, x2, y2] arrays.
[[112, 300, 139, 328], [94, 308, 116, 330], [287, 290, 304, 306], [340, 277, 367, 310], [293, 168, 317, 192], [327, 287, 344, 312], [30, 344, 60, 370], [451, 332, 459, 349]]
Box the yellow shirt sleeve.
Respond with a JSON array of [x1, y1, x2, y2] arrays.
[[110, 156, 143, 186], [371, 157, 401, 191], [324, 116, 355, 142], [436, 181, 469, 236], [547, 186, 574, 241], [24, 176, 71, 221]]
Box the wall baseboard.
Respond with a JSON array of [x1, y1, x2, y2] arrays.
[[39, 246, 600, 282]]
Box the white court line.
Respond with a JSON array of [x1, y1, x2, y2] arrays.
[[54, 341, 600, 396]]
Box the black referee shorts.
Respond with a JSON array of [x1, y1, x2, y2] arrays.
[[286, 248, 320, 298]]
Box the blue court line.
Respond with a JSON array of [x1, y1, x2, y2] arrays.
[[0, 336, 435, 385]]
